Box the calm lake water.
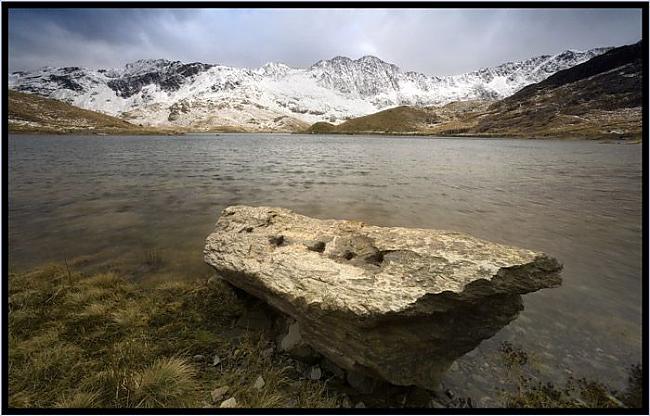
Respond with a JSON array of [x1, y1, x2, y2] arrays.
[[8, 133, 643, 404]]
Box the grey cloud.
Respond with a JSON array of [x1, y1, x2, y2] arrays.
[[8, 8, 642, 75]]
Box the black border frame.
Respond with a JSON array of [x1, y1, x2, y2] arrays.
[[1, 1, 648, 415]]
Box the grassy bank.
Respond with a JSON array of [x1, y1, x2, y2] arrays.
[[8, 263, 340, 408], [8, 263, 643, 409]]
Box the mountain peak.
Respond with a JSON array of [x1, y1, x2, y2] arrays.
[[122, 58, 176, 76], [257, 62, 292, 78], [356, 55, 386, 63], [125, 58, 173, 67], [310, 55, 398, 73]]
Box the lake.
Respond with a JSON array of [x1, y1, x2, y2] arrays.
[[7, 133, 643, 405]]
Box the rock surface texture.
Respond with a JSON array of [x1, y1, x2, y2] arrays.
[[204, 206, 562, 389]]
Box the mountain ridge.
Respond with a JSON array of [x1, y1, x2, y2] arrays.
[[9, 45, 613, 131], [306, 42, 642, 140]]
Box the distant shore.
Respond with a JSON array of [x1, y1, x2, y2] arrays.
[[8, 129, 642, 142]]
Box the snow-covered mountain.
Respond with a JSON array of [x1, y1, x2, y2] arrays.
[[8, 47, 611, 131]]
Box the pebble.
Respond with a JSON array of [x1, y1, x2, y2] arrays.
[[253, 375, 265, 390], [308, 366, 322, 380], [193, 354, 205, 362], [220, 397, 238, 408], [211, 386, 229, 403], [212, 355, 222, 366], [341, 396, 352, 408], [354, 402, 366, 408]]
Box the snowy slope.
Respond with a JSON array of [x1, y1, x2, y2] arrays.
[[8, 47, 611, 130]]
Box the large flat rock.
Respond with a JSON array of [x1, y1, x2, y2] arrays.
[[204, 205, 562, 389]]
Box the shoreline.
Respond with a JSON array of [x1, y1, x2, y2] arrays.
[[8, 130, 642, 143]]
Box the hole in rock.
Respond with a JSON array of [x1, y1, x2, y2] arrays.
[[343, 251, 356, 260], [365, 251, 384, 265], [307, 241, 326, 253], [269, 235, 285, 246]]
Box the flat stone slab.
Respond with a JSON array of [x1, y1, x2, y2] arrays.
[[204, 205, 562, 389]]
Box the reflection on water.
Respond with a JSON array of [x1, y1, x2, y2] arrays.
[[8, 133, 642, 403]]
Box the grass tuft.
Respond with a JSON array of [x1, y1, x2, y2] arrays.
[[130, 357, 198, 408]]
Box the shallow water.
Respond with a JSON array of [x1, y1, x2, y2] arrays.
[[8, 133, 642, 403]]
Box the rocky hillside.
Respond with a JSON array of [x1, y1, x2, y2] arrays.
[[7, 91, 304, 134], [471, 41, 642, 139], [8, 47, 609, 131], [7, 90, 170, 134], [307, 42, 642, 140]]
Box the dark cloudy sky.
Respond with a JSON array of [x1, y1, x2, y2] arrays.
[[8, 8, 643, 75]]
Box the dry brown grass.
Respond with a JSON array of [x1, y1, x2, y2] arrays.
[[8, 263, 343, 409]]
